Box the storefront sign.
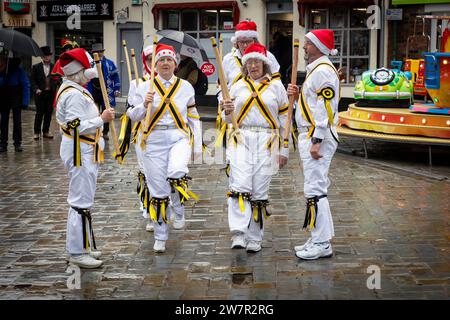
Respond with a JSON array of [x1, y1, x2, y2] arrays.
[[386, 9, 403, 21], [223, 21, 234, 30], [4, 1, 31, 14], [201, 62, 215, 77], [36, 0, 114, 21], [3, 13, 32, 27]]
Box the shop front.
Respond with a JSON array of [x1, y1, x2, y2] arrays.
[[36, 0, 114, 59]]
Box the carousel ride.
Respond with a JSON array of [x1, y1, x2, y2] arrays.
[[337, 15, 450, 161]]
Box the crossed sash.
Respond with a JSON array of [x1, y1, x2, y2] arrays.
[[140, 77, 190, 149]]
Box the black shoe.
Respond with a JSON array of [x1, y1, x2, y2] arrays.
[[14, 146, 23, 152], [0, 146, 6, 153]]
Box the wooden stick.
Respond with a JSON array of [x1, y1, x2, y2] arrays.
[[130, 48, 140, 87], [210, 37, 240, 132], [130, 48, 146, 129], [219, 33, 223, 61], [93, 52, 121, 157], [122, 40, 132, 84], [144, 36, 158, 132], [282, 38, 300, 149]]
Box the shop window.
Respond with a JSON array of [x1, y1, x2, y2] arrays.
[[162, 9, 235, 83], [51, 22, 103, 59], [308, 6, 370, 84]]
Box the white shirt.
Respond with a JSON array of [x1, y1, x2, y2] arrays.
[[56, 80, 103, 136], [43, 63, 50, 77], [224, 76, 290, 157], [294, 55, 340, 140], [127, 74, 202, 153]]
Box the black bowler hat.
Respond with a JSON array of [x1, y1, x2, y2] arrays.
[[40, 46, 52, 56], [91, 43, 105, 52]]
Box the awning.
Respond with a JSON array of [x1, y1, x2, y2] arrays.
[[152, 1, 240, 29], [297, 0, 375, 27]]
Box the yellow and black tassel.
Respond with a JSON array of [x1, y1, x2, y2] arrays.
[[303, 195, 327, 230], [114, 114, 132, 164], [167, 175, 199, 205], [94, 128, 104, 164], [131, 121, 141, 144], [250, 200, 270, 229], [67, 119, 81, 167], [149, 197, 170, 225], [72, 207, 96, 251], [227, 190, 252, 213]]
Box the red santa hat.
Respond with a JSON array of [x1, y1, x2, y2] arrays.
[[60, 48, 97, 79], [231, 20, 258, 44], [241, 43, 270, 66], [305, 29, 338, 56], [142, 45, 154, 74], [154, 44, 178, 65]]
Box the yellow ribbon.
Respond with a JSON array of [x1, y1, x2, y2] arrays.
[[238, 195, 245, 213], [309, 203, 315, 230]]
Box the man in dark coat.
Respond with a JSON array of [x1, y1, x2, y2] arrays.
[[31, 46, 57, 140], [0, 54, 30, 152]]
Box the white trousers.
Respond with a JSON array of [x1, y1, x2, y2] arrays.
[[227, 129, 278, 242], [134, 131, 148, 218], [298, 129, 338, 243], [141, 129, 191, 241], [60, 136, 99, 255]]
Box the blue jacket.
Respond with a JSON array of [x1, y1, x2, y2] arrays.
[[87, 56, 121, 107], [0, 58, 30, 106]]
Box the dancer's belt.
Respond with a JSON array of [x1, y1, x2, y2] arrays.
[[62, 128, 97, 144], [297, 126, 312, 134], [153, 124, 178, 130], [240, 126, 274, 133]]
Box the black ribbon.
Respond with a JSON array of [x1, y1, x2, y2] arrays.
[[71, 206, 96, 250], [250, 200, 270, 230], [302, 195, 327, 230]]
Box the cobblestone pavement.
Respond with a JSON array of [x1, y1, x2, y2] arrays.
[[0, 109, 448, 300]]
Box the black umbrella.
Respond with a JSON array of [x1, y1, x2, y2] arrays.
[[152, 30, 209, 63], [0, 28, 43, 56]]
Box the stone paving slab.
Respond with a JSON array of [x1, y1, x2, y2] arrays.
[[0, 110, 448, 300]]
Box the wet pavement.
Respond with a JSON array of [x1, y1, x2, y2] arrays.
[[0, 109, 448, 300]]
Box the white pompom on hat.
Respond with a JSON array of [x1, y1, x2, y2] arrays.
[[241, 43, 270, 66], [60, 48, 97, 79], [305, 29, 338, 56]]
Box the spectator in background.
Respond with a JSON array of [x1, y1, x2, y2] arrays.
[[176, 55, 198, 87], [32, 46, 58, 140], [270, 31, 292, 85], [87, 43, 120, 140], [0, 54, 30, 153]]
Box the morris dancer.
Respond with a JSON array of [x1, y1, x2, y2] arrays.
[[221, 43, 289, 253], [127, 44, 202, 253], [217, 20, 281, 176], [126, 44, 153, 232], [56, 48, 115, 268], [287, 29, 340, 260]]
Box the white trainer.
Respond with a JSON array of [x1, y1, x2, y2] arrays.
[[231, 234, 246, 249], [153, 240, 166, 253], [172, 217, 185, 230], [69, 254, 103, 269], [294, 238, 313, 252], [145, 222, 154, 232], [296, 242, 333, 260], [246, 241, 262, 253], [89, 250, 102, 259]]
